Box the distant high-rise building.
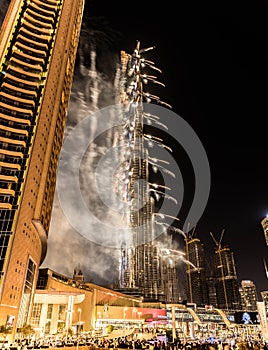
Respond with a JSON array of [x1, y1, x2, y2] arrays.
[[160, 233, 181, 303], [239, 280, 258, 311], [261, 290, 268, 313], [206, 276, 218, 307], [261, 216, 268, 246], [261, 225, 268, 309], [162, 260, 180, 303], [0, 0, 84, 336], [185, 237, 209, 306], [214, 246, 241, 310]]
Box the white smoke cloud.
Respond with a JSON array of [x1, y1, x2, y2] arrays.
[[41, 45, 122, 285], [41, 21, 210, 296], [44, 193, 119, 284]]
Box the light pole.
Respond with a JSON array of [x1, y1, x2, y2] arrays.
[[76, 308, 82, 350], [78, 308, 82, 335], [123, 307, 128, 335]]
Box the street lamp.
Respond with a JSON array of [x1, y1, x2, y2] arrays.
[[132, 308, 137, 318], [123, 307, 128, 334], [76, 308, 82, 350], [77, 308, 82, 335], [123, 307, 128, 319]]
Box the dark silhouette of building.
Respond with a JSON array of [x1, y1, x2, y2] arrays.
[[209, 231, 241, 311], [206, 276, 218, 307], [162, 257, 180, 303], [73, 266, 85, 284], [214, 246, 242, 311], [185, 237, 209, 306], [0, 0, 84, 336]]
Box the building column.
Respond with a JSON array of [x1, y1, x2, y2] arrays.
[[66, 296, 74, 331], [51, 304, 59, 335], [90, 289, 96, 331], [39, 304, 48, 337], [172, 306, 176, 342]]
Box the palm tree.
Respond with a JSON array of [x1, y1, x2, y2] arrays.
[[57, 322, 65, 334], [0, 324, 11, 341], [17, 324, 35, 342]]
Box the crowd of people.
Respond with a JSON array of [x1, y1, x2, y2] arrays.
[[2, 329, 268, 350]]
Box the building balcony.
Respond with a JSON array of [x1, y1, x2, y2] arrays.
[[32, 0, 58, 11], [29, 1, 57, 19], [5, 72, 40, 91], [0, 91, 35, 109], [16, 40, 47, 59], [0, 147, 24, 158], [0, 112, 31, 126], [0, 124, 29, 136], [17, 33, 49, 52], [7, 65, 41, 82], [10, 56, 43, 73], [19, 26, 51, 46], [0, 136, 26, 147], [26, 9, 54, 28], [0, 188, 15, 196], [2, 81, 38, 99], [13, 47, 46, 65], [0, 174, 18, 183], [0, 202, 12, 210]]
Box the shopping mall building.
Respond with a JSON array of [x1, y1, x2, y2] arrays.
[[27, 268, 262, 341]]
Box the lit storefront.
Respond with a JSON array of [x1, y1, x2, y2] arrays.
[[31, 291, 85, 337], [95, 306, 167, 332]]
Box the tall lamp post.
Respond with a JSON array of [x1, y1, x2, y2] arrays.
[[76, 308, 82, 350], [78, 308, 82, 335], [123, 307, 128, 335]]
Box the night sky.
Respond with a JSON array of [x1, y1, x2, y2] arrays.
[[1, 0, 267, 297], [84, 0, 268, 296]]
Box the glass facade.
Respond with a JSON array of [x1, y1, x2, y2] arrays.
[[17, 258, 36, 327], [0, 0, 84, 335]]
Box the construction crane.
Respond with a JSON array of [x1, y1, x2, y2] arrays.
[[184, 224, 198, 304], [210, 229, 225, 250]]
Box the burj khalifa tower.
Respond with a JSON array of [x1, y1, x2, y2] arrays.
[[115, 42, 177, 302]]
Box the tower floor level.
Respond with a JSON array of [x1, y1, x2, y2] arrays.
[[0, 0, 84, 337]]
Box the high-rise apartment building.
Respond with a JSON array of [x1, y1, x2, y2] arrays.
[[214, 246, 241, 310], [261, 216, 268, 246], [0, 0, 84, 336], [239, 280, 258, 311], [185, 237, 209, 306], [162, 257, 180, 303], [206, 276, 218, 307]]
